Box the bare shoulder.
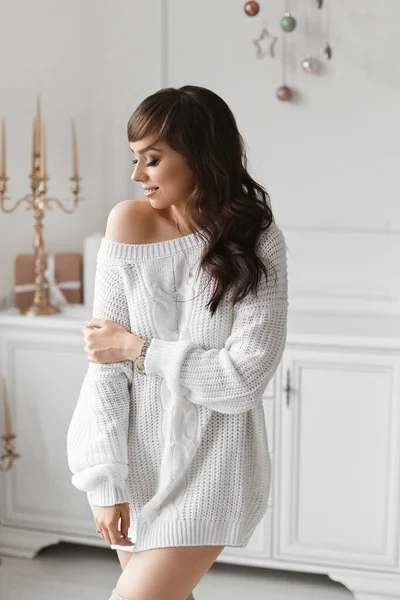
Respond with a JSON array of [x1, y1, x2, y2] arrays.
[[105, 199, 155, 244]]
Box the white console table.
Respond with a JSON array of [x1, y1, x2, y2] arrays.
[[1, 305, 400, 600]]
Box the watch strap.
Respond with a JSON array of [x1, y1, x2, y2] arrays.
[[135, 339, 152, 374]]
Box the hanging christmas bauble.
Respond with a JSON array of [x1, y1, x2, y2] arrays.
[[323, 42, 332, 59], [280, 13, 297, 32], [244, 1, 260, 17], [276, 86, 293, 102], [302, 55, 319, 74]]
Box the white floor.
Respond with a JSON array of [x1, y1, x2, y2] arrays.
[[0, 542, 353, 600]]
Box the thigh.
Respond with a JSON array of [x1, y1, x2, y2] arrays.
[[117, 549, 133, 570], [115, 545, 225, 600]]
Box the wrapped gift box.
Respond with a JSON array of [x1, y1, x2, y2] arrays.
[[14, 253, 82, 314]]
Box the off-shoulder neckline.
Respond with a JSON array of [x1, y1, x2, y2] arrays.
[[98, 228, 208, 260]]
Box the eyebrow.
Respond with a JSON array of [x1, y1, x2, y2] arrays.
[[130, 145, 162, 155]]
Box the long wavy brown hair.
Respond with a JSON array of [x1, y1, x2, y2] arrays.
[[127, 85, 277, 317]]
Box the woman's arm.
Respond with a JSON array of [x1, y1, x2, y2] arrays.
[[86, 223, 288, 416], [67, 204, 136, 508], [142, 223, 288, 415], [83, 317, 144, 364], [84, 224, 288, 414]]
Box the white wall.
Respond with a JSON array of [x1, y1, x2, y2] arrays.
[[0, 0, 399, 313], [166, 0, 400, 313], [0, 0, 162, 303]]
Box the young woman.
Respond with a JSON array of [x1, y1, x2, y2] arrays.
[[67, 85, 288, 600]]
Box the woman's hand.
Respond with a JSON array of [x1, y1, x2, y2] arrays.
[[83, 318, 144, 363], [92, 503, 134, 547]]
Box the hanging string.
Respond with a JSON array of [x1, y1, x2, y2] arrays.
[[323, 0, 332, 59], [282, 21, 287, 85], [305, 0, 311, 56], [276, 0, 294, 100], [326, 0, 330, 41], [282, 0, 290, 84]]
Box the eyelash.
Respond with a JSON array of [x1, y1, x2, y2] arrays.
[[132, 159, 159, 167]]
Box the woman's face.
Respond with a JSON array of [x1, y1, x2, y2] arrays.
[[129, 137, 196, 212]]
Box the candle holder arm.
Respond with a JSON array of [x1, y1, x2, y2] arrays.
[[44, 195, 83, 214], [0, 193, 34, 213]]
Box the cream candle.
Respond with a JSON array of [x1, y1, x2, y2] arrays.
[[1, 118, 6, 179], [71, 120, 79, 179], [2, 377, 12, 438]]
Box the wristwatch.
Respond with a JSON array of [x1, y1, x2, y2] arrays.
[[134, 339, 152, 373]]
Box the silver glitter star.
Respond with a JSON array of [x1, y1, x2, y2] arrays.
[[253, 26, 279, 59]]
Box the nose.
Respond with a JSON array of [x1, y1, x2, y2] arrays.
[[131, 162, 147, 183]]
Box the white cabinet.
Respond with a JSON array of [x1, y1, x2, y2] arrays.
[[1, 329, 91, 536], [1, 307, 400, 599], [274, 347, 400, 571], [0, 306, 104, 558]]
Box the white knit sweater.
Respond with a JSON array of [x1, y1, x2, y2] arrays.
[[67, 220, 288, 553]]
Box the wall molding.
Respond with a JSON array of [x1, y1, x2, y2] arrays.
[[289, 293, 400, 316], [281, 218, 400, 235]]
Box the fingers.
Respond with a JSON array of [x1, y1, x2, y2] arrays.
[[84, 318, 106, 328], [82, 326, 98, 362], [98, 523, 111, 545], [120, 505, 131, 539], [95, 512, 134, 547], [100, 526, 133, 547]]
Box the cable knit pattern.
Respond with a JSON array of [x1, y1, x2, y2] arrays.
[[67, 221, 288, 553]]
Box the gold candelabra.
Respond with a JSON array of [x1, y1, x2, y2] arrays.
[[0, 95, 83, 315], [1, 377, 19, 472]]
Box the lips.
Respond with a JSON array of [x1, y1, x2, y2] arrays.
[[143, 187, 159, 196]]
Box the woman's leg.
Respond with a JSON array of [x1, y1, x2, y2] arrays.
[[116, 549, 133, 570], [112, 544, 225, 600], [109, 593, 195, 600], [115, 549, 196, 599]]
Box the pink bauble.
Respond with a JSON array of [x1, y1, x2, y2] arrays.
[[244, 1, 260, 17], [302, 56, 319, 74], [276, 86, 293, 102]]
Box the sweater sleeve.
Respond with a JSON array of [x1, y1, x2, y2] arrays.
[[144, 224, 288, 415], [66, 252, 133, 507]]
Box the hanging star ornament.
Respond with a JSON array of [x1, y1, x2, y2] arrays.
[[253, 26, 279, 59]]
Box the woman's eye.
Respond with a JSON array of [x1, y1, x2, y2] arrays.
[[131, 159, 159, 167]]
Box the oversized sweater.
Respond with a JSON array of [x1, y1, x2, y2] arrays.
[[66, 220, 288, 553]]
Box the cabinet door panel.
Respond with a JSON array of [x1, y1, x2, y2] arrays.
[[0, 331, 94, 536], [222, 505, 272, 565], [222, 388, 277, 562], [274, 347, 400, 570], [263, 397, 274, 451]]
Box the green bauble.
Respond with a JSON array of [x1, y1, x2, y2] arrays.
[[280, 13, 297, 32]]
